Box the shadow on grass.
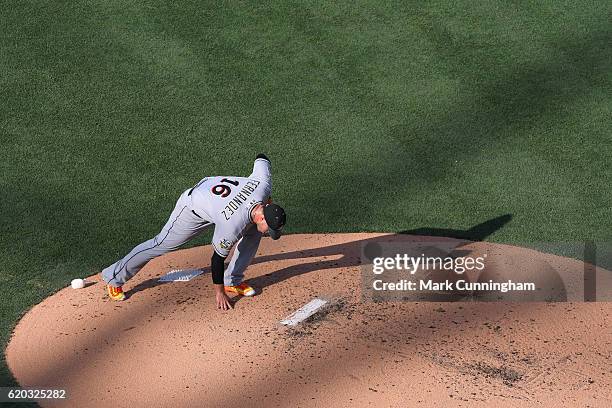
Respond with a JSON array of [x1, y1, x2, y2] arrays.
[[400, 214, 513, 241]]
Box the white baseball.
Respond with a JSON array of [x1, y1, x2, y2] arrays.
[[71, 278, 85, 289]]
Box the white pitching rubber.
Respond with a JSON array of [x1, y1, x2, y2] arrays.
[[280, 298, 329, 326]]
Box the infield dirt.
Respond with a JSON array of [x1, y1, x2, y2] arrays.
[[6, 233, 612, 407]]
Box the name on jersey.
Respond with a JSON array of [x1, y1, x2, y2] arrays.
[[221, 180, 261, 221]]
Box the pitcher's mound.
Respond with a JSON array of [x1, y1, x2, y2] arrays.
[[6, 233, 612, 407]]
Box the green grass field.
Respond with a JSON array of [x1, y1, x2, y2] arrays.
[[1, 0, 611, 391]]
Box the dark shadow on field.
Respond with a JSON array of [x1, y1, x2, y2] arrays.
[[126, 278, 173, 299], [123, 212, 558, 304], [237, 214, 512, 304], [399, 214, 513, 241], [129, 215, 511, 301]]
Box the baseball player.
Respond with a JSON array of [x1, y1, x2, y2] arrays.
[[100, 153, 286, 310]]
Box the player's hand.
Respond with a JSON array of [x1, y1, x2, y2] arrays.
[[215, 291, 233, 311]]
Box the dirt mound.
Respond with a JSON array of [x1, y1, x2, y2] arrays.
[[6, 234, 612, 407]]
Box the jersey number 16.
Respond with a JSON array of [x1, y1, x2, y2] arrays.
[[211, 178, 239, 198]]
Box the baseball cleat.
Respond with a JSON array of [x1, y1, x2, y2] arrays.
[[225, 282, 256, 297], [106, 285, 126, 301]]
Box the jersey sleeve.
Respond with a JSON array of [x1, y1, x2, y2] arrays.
[[211, 226, 239, 258], [249, 155, 271, 183]]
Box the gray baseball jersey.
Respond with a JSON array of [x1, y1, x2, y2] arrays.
[[188, 158, 272, 257], [102, 157, 272, 288]]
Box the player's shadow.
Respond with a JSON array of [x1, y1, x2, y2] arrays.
[[126, 214, 513, 302], [399, 214, 512, 241], [236, 214, 514, 303], [129, 276, 174, 298]]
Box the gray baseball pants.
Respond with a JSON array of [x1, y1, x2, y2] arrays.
[[101, 189, 262, 287]]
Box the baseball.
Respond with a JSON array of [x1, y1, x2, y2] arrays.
[[71, 278, 85, 289]]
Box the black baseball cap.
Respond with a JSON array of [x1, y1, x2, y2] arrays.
[[263, 203, 286, 240]]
